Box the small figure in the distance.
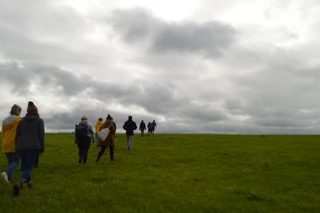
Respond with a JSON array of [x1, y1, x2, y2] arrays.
[[139, 120, 146, 136]]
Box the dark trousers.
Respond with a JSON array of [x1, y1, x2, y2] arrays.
[[96, 146, 114, 161], [34, 155, 39, 168], [140, 130, 145, 136], [77, 137, 91, 164], [17, 150, 39, 182]]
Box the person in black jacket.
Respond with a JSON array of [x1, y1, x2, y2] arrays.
[[123, 115, 137, 150], [139, 120, 146, 136], [13, 101, 44, 196], [75, 116, 94, 164]]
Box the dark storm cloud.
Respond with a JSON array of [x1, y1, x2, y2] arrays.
[[109, 8, 236, 57]]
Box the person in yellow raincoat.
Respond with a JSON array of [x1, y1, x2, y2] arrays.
[[1, 104, 22, 184]]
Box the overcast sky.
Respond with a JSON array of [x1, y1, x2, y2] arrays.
[[1, 0, 320, 134]]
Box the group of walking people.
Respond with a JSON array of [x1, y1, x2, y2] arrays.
[[75, 115, 157, 164], [2, 103, 156, 197], [138, 120, 157, 136], [74, 114, 116, 164], [1, 102, 45, 196]]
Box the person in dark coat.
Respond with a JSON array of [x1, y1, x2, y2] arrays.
[[96, 114, 116, 162], [147, 122, 152, 135], [14, 101, 44, 196], [151, 120, 157, 134], [139, 120, 146, 136], [123, 115, 137, 150], [75, 116, 93, 164]]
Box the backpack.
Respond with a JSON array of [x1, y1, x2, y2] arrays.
[[75, 122, 89, 138]]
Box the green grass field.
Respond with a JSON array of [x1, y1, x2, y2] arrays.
[[0, 134, 320, 212]]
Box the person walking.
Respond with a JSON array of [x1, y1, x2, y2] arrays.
[[14, 101, 45, 196], [96, 114, 116, 162], [1, 104, 22, 184], [151, 120, 157, 134], [94, 117, 104, 148], [75, 116, 93, 164], [139, 120, 146, 136], [147, 122, 152, 135], [95, 117, 103, 133], [123, 115, 137, 150]]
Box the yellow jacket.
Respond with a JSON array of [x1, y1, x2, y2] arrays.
[[95, 120, 104, 132], [2, 115, 21, 153]]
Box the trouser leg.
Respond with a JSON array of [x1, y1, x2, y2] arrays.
[[18, 150, 38, 182], [109, 146, 114, 161], [83, 138, 91, 164], [77, 142, 83, 163], [126, 135, 130, 150], [6, 153, 20, 181], [128, 135, 134, 150], [96, 146, 107, 161]]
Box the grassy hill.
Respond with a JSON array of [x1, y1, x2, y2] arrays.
[[0, 134, 320, 212]]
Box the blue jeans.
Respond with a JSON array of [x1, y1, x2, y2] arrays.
[[17, 150, 39, 182], [126, 135, 134, 150], [5, 153, 20, 181]]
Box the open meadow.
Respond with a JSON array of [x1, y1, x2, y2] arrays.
[[0, 134, 320, 212]]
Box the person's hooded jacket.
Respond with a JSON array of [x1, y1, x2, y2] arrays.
[[95, 119, 104, 133], [16, 102, 45, 152], [123, 116, 137, 136], [2, 115, 21, 153]]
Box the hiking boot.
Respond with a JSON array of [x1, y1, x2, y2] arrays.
[[1, 171, 9, 184], [13, 185, 20, 197]]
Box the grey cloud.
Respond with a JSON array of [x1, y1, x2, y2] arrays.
[[151, 21, 236, 57], [0, 0, 99, 65], [2, 2, 320, 134], [0, 62, 32, 94], [0, 62, 86, 96], [0, 61, 133, 99], [0, 1, 86, 39], [223, 46, 320, 132], [181, 104, 228, 123], [110, 8, 160, 43], [109, 8, 237, 57]]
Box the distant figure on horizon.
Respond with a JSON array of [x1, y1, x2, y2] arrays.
[[147, 122, 152, 135], [139, 120, 146, 136], [1, 104, 22, 185], [151, 120, 157, 134], [123, 115, 137, 150], [96, 114, 116, 162], [14, 101, 45, 196], [75, 116, 93, 164]]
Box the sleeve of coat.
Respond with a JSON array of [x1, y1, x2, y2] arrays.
[[39, 119, 45, 152]]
